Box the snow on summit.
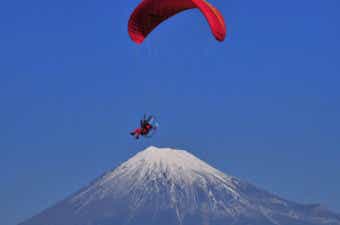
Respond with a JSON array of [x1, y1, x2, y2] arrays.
[[19, 146, 340, 225], [115, 146, 234, 183], [71, 146, 240, 208]]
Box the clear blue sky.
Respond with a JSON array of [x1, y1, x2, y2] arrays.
[[1, 0, 340, 224]]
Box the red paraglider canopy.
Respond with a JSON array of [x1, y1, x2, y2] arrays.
[[128, 0, 226, 44]]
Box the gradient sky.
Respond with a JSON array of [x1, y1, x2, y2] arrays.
[[1, 0, 340, 224]]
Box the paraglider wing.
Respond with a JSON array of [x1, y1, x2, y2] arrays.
[[128, 0, 226, 44], [192, 0, 226, 41]]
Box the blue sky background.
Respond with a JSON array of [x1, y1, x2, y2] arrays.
[[1, 0, 340, 224]]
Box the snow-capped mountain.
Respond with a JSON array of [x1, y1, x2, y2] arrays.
[[20, 146, 340, 225]]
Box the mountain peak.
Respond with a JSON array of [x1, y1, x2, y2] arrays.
[[138, 146, 191, 161], [19, 146, 340, 225], [67, 146, 239, 217], [134, 146, 207, 167], [118, 146, 234, 185]]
